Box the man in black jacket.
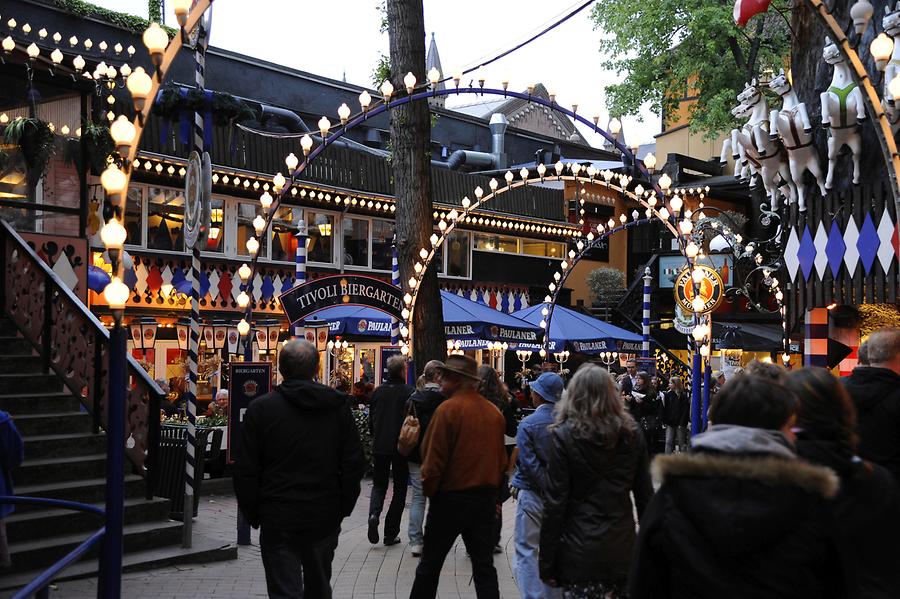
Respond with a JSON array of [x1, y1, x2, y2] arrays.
[[234, 340, 365, 599], [843, 328, 900, 482], [405, 359, 445, 557], [367, 354, 414, 546]]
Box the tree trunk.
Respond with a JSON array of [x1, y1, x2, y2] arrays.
[[386, 0, 446, 374]]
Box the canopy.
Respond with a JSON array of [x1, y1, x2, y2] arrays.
[[301, 291, 542, 343], [511, 303, 643, 354]]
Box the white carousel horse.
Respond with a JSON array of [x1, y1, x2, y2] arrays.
[[882, 3, 900, 135], [729, 81, 797, 210], [769, 69, 826, 212], [820, 37, 864, 189], [720, 104, 754, 182]]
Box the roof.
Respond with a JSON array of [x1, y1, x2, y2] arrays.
[[426, 33, 445, 93]]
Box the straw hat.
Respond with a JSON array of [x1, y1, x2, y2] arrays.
[[437, 354, 481, 381]]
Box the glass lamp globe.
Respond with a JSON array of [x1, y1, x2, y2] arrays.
[[100, 164, 127, 196], [100, 218, 127, 250], [110, 116, 136, 155], [127, 67, 152, 110], [172, 0, 191, 26], [104, 278, 130, 309], [142, 23, 168, 60], [300, 134, 313, 155], [337, 103, 351, 124], [404, 71, 417, 94], [237, 319, 250, 336]]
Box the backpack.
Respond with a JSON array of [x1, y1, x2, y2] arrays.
[[396, 403, 420, 457]]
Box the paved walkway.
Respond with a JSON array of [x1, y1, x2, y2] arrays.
[[52, 481, 522, 598]]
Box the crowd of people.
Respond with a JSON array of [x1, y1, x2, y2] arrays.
[[233, 327, 900, 598]]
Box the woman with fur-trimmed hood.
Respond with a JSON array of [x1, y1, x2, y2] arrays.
[[628, 372, 853, 599]]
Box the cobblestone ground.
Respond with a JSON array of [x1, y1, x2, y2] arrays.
[[52, 480, 521, 598]]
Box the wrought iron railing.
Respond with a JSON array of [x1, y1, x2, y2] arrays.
[[0, 220, 163, 498], [0, 496, 106, 599]]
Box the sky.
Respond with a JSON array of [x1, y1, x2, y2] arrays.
[[89, 0, 661, 147]]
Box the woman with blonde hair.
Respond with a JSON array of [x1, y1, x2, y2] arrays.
[[539, 364, 653, 598], [662, 376, 690, 454]]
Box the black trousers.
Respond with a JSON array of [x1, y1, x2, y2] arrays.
[[368, 453, 409, 539], [408, 488, 500, 599], [260, 526, 340, 599]]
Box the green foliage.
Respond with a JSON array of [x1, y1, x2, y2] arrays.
[[590, 0, 790, 137], [53, 0, 175, 34], [352, 408, 374, 474], [587, 267, 626, 306], [148, 0, 162, 22], [153, 85, 258, 125], [80, 120, 116, 174], [3, 117, 56, 186], [372, 54, 391, 88]]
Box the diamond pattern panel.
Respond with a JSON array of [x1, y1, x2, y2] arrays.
[[785, 228, 800, 281], [207, 269, 220, 300], [813, 222, 828, 279], [858, 214, 880, 275], [843, 218, 860, 276], [797, 227, 816, 281], [824, 221, 846, 278], [877, 211, 896, 271]]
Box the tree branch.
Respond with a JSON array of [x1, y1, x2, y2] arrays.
[[747, 18, 765, 77], [727, 36, 748, 76]]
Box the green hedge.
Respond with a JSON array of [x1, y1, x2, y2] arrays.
[[53, 0, 176, 35]]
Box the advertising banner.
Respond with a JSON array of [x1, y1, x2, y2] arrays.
[[227, 362, 272, 465], [280, 274, 404, 326]]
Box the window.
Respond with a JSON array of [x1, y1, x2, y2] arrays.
[[474, 233, 518, 253], [522, 240, 565, 259], [343, 217, 369, 268], [371, 219, 393, 271], [147, 187, 184, 251], [270, 206, 298, 262], [124, 187, 143, 246], [203, 199, 225, 253], [237, 202, 267, 257], [445, 230, 470, 277], [307, 212, 335, 264]]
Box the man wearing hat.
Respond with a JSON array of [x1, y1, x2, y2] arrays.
[[510, 372, 564, 599], [409, 355, 507, 599]]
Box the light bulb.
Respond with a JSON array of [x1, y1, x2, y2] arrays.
[[142, 22, 168, 59], [685, 242, 699, 258], [404, 71, 417, 94], [643, 152, 657, 170], [871, 33, 894, 70], [237, 291, 251, 308], [285, 153, 299, 171], [26, 43, 39, 60], [679, 219, 693, 235], [253, 215, 266, 236], [127, 67, 152, 110], [359, 90, 372, 110], [318, 116, 331, 138], [692, 268, 705, 283], [173, 0, 191, 26], [658, 173, 672, 190], [608, 117, 621, 136], [50, 48, 63, 64], [104, 277, 130, 309], [110, 115, 136, 154], [692, 296, 706, 312], [100, 218, 127, 249], [100, 164, 127, 197], [237, 319, 250, 336], [246, 237, 260, 255], [337, 103, 351, 124], [272, 172, 286, 191], [428, 67, 441, 86], [260, 192, 273, 211], [300, 134, 313, 155], [238, 263, 252, 283], [669, 195, 683, 212], [699, 344, 710, 358], [380, 79, 394, 99]]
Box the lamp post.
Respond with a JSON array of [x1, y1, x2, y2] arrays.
[[516, 349, 533, 377], [446, 340, 464, 356], [598, 351, 619, 370], [553, 350, 570, 378]]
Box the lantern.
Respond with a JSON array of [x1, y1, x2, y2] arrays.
[[129, 316, 158, 351], [175, 318, 190, 351], [226, 326, 240, 355], [203, 319, 228, 350], [255, 319, 281, 352]]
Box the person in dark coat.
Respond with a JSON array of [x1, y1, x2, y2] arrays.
[[234, 340, 366, 599], [629, 372, 852, 599], [367, 354, 414, 546], [786, 367, 900, 598], [0, 410, 23, 568], [627, 371, 663, 455], [539, 364, 653, 598], [842, 328, 900, 482], [405, 359, 445, 557], [662, 375, 690, 454]]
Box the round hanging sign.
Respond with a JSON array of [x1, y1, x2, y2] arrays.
[[183, 151, 202, 248], [674, 264, 724, 315]]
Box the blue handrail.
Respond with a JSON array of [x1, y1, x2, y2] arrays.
[[0, 496, 106, 599]]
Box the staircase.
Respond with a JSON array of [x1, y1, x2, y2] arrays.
[[0, 219, 235, 591]]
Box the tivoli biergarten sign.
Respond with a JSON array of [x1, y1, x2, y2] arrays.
[[279, 274, 405, 326]]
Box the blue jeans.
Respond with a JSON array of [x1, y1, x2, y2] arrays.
[[407, 462, 426, 547], [514, 489, 562, 599]]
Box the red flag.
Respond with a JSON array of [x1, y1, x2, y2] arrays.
[[733, 0, 772, 26]]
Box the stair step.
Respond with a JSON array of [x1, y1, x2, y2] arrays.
[[5, 497, 172, 543], [12, 411, 92, 436], [0, 355, 41, 374], [14, 453, 107, 487], [0, 533, 237, 590], [0, 391, 83, 415], [0, 373, 62, 394], [13, 475, 145, 513], [0, 337, 34, 355], [22, 432, 106, 460], [5, 519, 184, 575]]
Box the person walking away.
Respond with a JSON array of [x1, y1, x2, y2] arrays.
[[786, 367, 900, 598], [367, 355, 414, 546], [629, 372, 852, 599], [234, 340, 366, 599], [405, 360, 445, 557], [628, 372, 662, 455], [409, 355, 507, 599], [510, 372, 564, 599], [842, 328, 900, 482], [662, 376, 689, 454], [477, 365, 518, 554], [539, 365, 653, 598], [0, 410, 23, 568]]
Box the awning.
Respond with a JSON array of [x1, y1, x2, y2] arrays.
[[711, 322, 784, 352], [301, 291, 542, 344], [511, 303, 643, 354]]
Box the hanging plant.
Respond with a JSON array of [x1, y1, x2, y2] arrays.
[[3, 117, 56, 189], [80, 121, 116, 175], [152, 84, 258, 125], [211, 92, 257, 125]]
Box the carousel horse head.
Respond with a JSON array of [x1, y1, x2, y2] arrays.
[[768, 69, 791, 97], [731, 102, 753, 121], [883, 1, 900, 37], [737, 79, 764, 107], [823, 36, 843, 65]]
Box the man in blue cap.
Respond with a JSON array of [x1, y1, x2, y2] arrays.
[[510, 371, 564, 599]]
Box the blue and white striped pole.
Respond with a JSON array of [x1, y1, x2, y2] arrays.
[[183, 15, 210, 549], [293, 219, 307, 338], [642, 267, 652, 359], [390, 239, 400, 347]]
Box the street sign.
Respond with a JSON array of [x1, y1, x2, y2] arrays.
[[226, 362, 272, 465]]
